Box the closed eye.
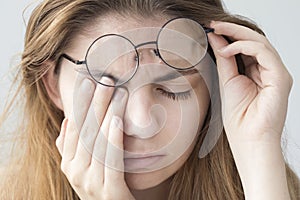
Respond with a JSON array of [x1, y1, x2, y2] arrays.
[[156, 88, 191, 101]]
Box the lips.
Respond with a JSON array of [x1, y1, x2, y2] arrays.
[[124, 155, 166, 170], [124, 151, 166, 159], [122, 138, 169, 171]]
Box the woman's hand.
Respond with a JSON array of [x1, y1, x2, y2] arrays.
[[208, 21, 293, 144], [208, 21, 292, 200], [55, 78, 135, 200]]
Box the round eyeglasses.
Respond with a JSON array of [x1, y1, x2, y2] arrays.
[[61, 17, 214, 87]]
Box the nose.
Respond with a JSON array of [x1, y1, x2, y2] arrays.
[[138, 48, 161, 65], [123, 85, 167, 139]]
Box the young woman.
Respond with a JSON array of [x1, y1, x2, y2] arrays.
[[0, 0, 299, 199]]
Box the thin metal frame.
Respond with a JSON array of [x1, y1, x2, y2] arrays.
[[61, 17, 214, 87]]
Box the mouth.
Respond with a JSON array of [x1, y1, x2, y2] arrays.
[[124, 154, 166, 170]]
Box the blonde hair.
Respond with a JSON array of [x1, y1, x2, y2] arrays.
[[1, 0, 299, 199]]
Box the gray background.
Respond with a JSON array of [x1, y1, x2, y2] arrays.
[[0, 0, 299, 176]]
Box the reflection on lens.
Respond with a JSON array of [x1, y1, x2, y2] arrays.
[[157, 18, 207, 69], [86, 34, 138, 86]]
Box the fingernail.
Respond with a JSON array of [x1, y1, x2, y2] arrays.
[[100, 76, 115, 86], [113, 88, 127, 101]]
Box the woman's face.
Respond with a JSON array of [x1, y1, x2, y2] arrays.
[[56, 14, 211, 190]]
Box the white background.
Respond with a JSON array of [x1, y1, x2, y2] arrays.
[[0, 1, 299, 176]]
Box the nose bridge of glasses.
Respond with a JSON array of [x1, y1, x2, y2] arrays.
[[135, 41, 160, 64]]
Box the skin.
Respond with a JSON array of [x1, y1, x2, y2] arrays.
[[45, 15, 292, 200], [50, 15, 210, 200]]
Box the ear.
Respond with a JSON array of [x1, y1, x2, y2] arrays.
[[42, 61, 64, 111]]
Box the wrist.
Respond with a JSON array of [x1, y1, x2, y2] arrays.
[[229, 141, 290, 200]]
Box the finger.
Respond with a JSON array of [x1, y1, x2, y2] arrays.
[[90, 88, 128, 181], [93, 77, 115, 123], [56, 118, 68, 155], [104, 116, 125, 186], [219, 40, 283, 70], [62, 79, 95, 161], [75, 78, 114, 166], [210, 21, 270, 45], [208, 32, 239, 87], [99, 87, 128, 146], [62, 118, 80, 162], [217, 40, 288, 88], [73, 78, 95, 131]]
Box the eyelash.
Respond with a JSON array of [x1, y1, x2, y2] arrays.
[[156, 88, 191, 101]]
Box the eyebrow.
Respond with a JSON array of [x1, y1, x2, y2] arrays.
[[84, 68, 199, 84], [153, 69, 199, 82]]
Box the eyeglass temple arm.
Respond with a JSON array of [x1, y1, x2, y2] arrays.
[[61, 53, 86, 65]]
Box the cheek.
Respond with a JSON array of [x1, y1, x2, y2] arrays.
[[161, 80, 210, 152], [167, 77, 209, 129]]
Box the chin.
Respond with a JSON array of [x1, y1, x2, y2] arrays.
[[125, 168, 173, 190]]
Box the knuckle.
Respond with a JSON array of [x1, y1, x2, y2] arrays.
[[55, 138, 60, 147], [258, 34, 268, 43], [287, 73, 294, 88], [83, 174, 102, 197], [69, 172, 82, 187], [84, 182, 96, 197], [60, 161, 69, 173], [258, 42, 267, 50], [257, 34, 272, 48], [61, 164, 84, 188], [64, 168, 102, 197], [278, 69, 293, 91]]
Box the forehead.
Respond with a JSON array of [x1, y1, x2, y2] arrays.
[[88, 14, 169, 36], [66, 14, 170, 56]]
